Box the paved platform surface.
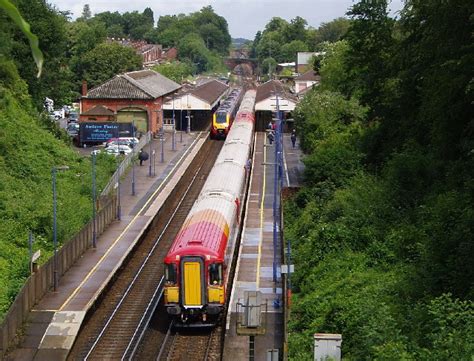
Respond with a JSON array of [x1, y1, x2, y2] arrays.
[[6, 132, 203, 361], [224, 132, 304, 360]]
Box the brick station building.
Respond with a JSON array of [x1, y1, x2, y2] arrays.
[[79, 70, 181, 136]]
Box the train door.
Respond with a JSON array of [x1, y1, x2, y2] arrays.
[[181, 257, 205, 307]]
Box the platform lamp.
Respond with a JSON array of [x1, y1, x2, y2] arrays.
[[180, 105, 183, 143], [172, 93, 176, 151], [131, 119, 136, 196], [52, 165, 69, 292], [92, 150, 97, 248]]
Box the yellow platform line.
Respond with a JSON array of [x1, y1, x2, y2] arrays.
[[59, 134, 202, 311], [256, 133, 267, 288]]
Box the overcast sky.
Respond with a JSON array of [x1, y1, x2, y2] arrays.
[[47, 0, 405, 40]]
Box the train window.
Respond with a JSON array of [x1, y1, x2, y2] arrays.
[[165, 264, 177, 284], [216, 113, 227, 124], [209, 263, 223, 285]]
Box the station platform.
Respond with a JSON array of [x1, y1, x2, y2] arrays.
[[224, 132, 304, 360], [6, 132, 205, 361]]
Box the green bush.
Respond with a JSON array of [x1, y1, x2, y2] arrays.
[[0, 86, 115, 320]]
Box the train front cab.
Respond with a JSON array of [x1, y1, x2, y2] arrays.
[[211, 112, 230, 139], [164, 256, 225, 325]]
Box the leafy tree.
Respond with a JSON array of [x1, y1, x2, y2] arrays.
[[67, 20, 106, 59], [177, 33, 212, 73], [318, 40, 351, 93], [191, 6, 231, 54], [0, 0, 43, 77], [313, 17, 351, 45], [142, 7, 154, 27], [81, 4, 92, 21], [280, 40, 308, 62], [152, 61, 192, 83], [344, 0, 396, 116], [250, 30, 261, 58], [264, 17, 288, 33], [283, 16, 307, 43], [285, 2, 474, 359], [78, 42, 142, 88], [12, 0, 71, 107], [261, 57, 277, 77], [94, 11, 124, 38], [255, 31, 284, 63]]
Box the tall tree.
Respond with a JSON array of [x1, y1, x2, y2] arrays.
[[78, 42, 142, 88], [283, 16, 308, 43], [313, 17, 351, 45], [344, 0, 395, 117], [81, 4, 92, 21], [12, 0, 71, 106]]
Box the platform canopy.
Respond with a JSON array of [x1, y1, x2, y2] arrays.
[[163, 79, 229, 111], [255, 80, 298, 112]]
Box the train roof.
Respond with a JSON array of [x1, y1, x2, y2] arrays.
[[215, 88, 242, 113], [164, 208, 229, 263]]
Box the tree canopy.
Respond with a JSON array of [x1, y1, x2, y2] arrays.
[[286, 1, 474, 359]]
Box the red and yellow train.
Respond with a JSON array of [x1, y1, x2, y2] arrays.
[[164, 90, 256, 325], [210, 88, 242, 139]]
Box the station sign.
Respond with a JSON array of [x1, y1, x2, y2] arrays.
[[79, 122, 134, 143]]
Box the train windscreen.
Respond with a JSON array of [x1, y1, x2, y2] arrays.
[[215, 112, 227, 124]]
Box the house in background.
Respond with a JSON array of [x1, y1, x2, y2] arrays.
[[79, 69, 181, 135], [294, 70, 321, 95], [108, 38, 178, 67]]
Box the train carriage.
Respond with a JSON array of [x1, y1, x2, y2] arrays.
[[164, 90, 256, 325], [210, 88, 243, 139]]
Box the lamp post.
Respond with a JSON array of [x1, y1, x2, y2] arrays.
[[131, 120, 136, 196], [52, 165, 69, 292], [272, 92, 283, 284], [116, 156, 121, 220], [186, 94, 191, 133], [92, 151, 97, 248], [172, 94, 176, 151], [180, 108, 183, 143], [160, 107, 165, 163], [160, 126, 165, 163], [148, 132, 153, 177]]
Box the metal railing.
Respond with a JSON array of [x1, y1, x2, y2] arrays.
[[0, 197, 117, 358], [101, 131, 152, 197]]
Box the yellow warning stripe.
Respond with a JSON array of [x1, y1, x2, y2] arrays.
[[58, 134, 202, 311], [256, 133, 267, 288]]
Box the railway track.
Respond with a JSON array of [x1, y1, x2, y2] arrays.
[[67, 139, 222, 360], [155, 322, 223, 361]]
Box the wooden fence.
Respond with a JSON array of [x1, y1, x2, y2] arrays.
[[0, 196, 117, 358]]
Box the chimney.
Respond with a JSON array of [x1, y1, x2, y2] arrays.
[[82, 80, 88, 96]]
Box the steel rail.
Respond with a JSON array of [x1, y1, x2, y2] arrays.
[[84, 163, 206, 360]]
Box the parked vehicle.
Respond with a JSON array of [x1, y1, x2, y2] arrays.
[[66, 122, 79, 137], [105, 144, 132, 156], [68, 111, 78, 123], [105, 137, 139, 148]]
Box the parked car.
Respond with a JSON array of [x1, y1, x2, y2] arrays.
[[105, 144, 132, 156], [66, 122, 79, 137], [68, 111, 78, 123], [105, 137, 139, 148], [53, 109, 64, 120]]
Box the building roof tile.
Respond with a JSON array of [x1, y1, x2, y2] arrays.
[[191, 80, 229, 105], [85, 70, 180, 100], [256, 79, 297, 104], [295, 70, 321, 82], [82, 105, 115, 116]]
